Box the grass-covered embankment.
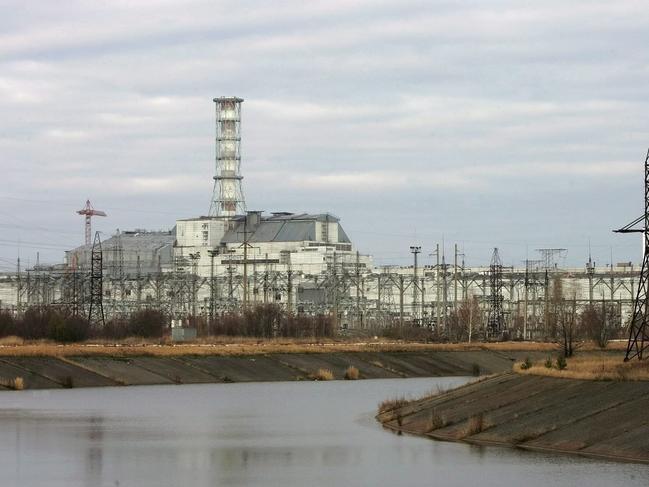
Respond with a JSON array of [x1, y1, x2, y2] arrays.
[[377, 355, 649, 464]]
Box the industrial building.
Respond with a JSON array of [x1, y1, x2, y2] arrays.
[[0, 96, 641, 338]]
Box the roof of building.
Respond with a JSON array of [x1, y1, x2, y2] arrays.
[[219, 213, 350, 244], [67, 229, 176, 255]]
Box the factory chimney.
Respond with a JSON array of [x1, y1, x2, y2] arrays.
[[209, 97, 247, 217]]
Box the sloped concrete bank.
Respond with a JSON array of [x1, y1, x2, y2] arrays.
[[376, 372, 649, 464], [0, 350, 515, 390]]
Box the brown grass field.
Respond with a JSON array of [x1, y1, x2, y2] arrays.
[[514, 353, 649, 381], [0, 336, 626, 358]]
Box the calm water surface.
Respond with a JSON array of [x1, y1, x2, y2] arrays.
[[0, 378, 647, 487]]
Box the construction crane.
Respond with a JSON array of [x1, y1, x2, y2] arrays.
[[77, 200, 107, 246]]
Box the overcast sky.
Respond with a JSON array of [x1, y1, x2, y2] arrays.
[[1, 0, 648, 270]]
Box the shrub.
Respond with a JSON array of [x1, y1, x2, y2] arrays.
[[0, 310, 17, 337], [311, 368, 334, 381], [378, 397, 408, 414], [556, 356, 567, 370], [520, 357, 533, 370], [426, 410, 447, 432], [544, 356, 553, 369], [344, 366, 359, 380], [50, 315, 89, 343], [101, 317, 130, 340], [465, 413, 486, 436], [471, 363, 481, 376], [128, 309, 166, 338], [0, 377, 24, 390]]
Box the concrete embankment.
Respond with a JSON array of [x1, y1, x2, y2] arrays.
[[377, 372, 649, 464], [0, 350, 515, 390]]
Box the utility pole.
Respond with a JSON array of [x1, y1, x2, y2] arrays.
[[410, 246, 421, 324], [430, 245, 440, 329], [16, 257, 21, 314], [208, 249, 219, 322], [454, 244, 464, 312], [442, 246, 448, 332], [355, 250, 362, 328], [263, 253, 269, 304], [189, 252, 200, 318], [399, 274, 405, 331]]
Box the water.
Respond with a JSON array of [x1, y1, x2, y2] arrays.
[[0, 378, 647, 487]]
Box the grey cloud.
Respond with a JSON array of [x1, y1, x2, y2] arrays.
[[0, 0, 647, 268]]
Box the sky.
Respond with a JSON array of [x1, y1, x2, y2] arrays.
[[1, 0, 648, 271]]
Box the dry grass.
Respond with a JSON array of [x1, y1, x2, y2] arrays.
[[378, 396, 409, 414], [310, 368, 334, 381], [0, 336, 24, 346], [344, 365, 360, 380], [426, 410, 448, 432], [462, 413, 490, 437], [514, 354, 649, 381], [0, 376, 24, 390], [0, 338, 616, 358]]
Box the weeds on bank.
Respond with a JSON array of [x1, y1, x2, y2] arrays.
[[514, 355, 649, 381], [0, 376, 24, 390], [426, 410, 448, 432], [344, 366, 359, 380], [378, 397, 409, 414], [310, 368, 334, 381]]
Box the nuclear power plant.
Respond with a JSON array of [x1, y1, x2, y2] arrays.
[[0, 97, 641, 339]]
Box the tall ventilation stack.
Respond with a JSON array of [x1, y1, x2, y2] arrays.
[[209, 97, 247, 217]]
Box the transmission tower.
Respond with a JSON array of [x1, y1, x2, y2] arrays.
[[88, 232, 105, 329], [209, 97, 246, 217], [77, 200, 107, 246], [614, 148, 649, 360], [487, 247, 505, 336]]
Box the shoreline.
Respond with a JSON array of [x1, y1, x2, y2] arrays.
[[376, 371, 649, 465], [0, 349, 518, 390]]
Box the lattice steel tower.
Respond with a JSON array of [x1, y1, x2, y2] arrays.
[[209, 97, 247, 217], [615, 148, 649, 360], [487, 247, 505, 336]]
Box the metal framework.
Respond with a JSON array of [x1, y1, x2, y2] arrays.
[[209, 97, 247, 217], [615, 149, 649, 360], [77, 200, 106, 247], [88, 232, 105, 328], [487, 247, 505, 336]]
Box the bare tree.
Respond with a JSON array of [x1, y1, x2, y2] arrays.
[[447, 296, 481, 342], [556, 293, 580, 357], [581, 300, 617, 348]]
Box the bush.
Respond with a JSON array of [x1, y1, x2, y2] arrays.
[[465, 413, 487, 436], [0, 311, 17, 337], [471, 363, 481, 376], [556, 356, 567, 370], [101, 317, 130, 340], [426, 410, 447, 432], [50, 315, 89, 343], [344, 366, 359, 380], [128, 309, 166, 338], [520, 357, 533, 370], [311, 368, 334, 381], [0, 377, 24, 390], [544, 356, 553, 369]]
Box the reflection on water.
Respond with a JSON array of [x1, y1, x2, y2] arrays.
[[0, 378, 647, 487]]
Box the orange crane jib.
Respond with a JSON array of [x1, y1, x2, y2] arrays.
[[77, 199, 107, 246]]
